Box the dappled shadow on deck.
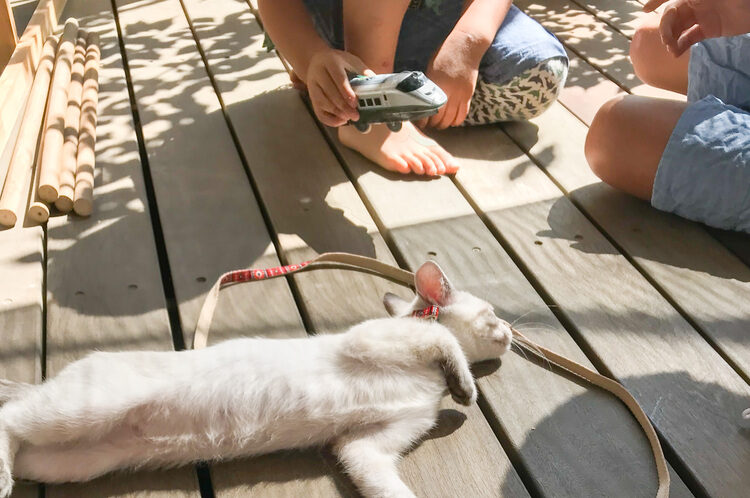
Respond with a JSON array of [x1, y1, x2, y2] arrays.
[[500, 371, 750, 497]]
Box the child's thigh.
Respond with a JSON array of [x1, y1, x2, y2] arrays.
[[651, 96, 750, 232], [585, 95, 688, 201]]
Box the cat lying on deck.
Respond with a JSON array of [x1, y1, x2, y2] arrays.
[[0, 261, 512, 498]]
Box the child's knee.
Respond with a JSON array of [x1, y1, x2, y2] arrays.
[[585, 94, 628, 182], [630, 17, 664, 85], [465, 57, 567, 125]]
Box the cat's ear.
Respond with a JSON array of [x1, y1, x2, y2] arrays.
[[383, 292, 411, 317], [415, 261, 455, 306]]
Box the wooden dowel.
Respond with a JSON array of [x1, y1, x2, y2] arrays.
[[0, 35, 58, 227], [27, 110, 50, 225], [54, 29, 86, 213], [73, 32, 100, 217], [37, 18, 78, 203]]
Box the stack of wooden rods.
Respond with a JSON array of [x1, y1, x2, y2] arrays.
[[0, 34, 58, 227], [0, 17, 101, 228], [55, 30, 87, 213], [73, 32, 100, 217]]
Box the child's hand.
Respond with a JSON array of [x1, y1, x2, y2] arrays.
[[306, 49, 375, 127], [421, 34, 482, 129], [644, 0, 750, 56]]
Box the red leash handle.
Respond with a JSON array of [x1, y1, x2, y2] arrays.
[[219, 261, 311, 286]]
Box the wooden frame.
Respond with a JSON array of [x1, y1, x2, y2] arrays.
[[0, 0, 66, 167], [0, 0, 18, 70]]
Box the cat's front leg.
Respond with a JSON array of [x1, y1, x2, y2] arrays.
[[344, 326, 477, 406], [333, 415, 436, 498], [431, 334, 477, 406]]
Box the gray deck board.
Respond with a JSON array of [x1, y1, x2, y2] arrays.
[[503, 101, 750, 382], [43, 0, 202, 496], [1, 0, 747, 496], [567, 0, 646, 38], [179, 1, 527, 495], [0, 117, 42, 498], [110, 0, 343, 495], [497, 105, 750, 495]]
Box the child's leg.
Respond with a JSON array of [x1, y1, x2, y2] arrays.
[[585, 94, 687, 200], [464, 56, 568, 125], [337, 0, 459, 176], [454, 6, 569, 125], [630, 14, 689, 95], [342, 0, 407, 74], [587, 93, 750, 233]]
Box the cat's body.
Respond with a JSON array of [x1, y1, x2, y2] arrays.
[[0, 261, 512, 498]]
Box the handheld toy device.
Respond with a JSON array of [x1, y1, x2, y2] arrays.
[[348, 71, 447, 133]]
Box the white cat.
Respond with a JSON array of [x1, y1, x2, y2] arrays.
[[0, 261, 512, 498]]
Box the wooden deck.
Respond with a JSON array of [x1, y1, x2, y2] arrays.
[[1, 0, 749, 496]]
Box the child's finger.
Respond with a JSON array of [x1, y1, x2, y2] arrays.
[[675, 23, 707, 55], [326, 61, 359, 110], [452, 100, 471, 127], [321, 110, 347, 127], [660, 1, 697, 51], [428, 107, 445, 128], [313, 105, 347, 127], [437, 102, 457, 129], [416, 118, 429, 129], [323, 72, 358, 117], [342, 53, 374, 78], [643, 0, 668, 13], [310, 85, 350, 125], [317, 76, 358, 121]]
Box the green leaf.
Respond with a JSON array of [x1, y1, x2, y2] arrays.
[[262, 32, 275, 52]]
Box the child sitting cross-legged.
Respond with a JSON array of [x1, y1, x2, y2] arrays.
[[258, 0, 568, 176]]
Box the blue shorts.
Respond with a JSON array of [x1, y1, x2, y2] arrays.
[[302, 0, 567, 85], [652, 35, 750, 232]]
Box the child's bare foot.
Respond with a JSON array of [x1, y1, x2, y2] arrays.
[[338, 121, 460, 176]]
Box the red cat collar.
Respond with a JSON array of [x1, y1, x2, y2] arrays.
[[412, 305, 439, 321]]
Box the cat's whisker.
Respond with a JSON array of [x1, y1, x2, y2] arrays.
[[512, 332, 552, 371], [510, 341, 531, 363], [510, 310, 536, 327], [512, 321, 557, 333]]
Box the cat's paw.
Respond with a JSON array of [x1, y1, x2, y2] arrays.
[[0, 461, 13, 498], [445, 371, 477, 406]]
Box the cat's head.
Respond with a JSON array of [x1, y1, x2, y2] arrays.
[[383, 261, 512, 362]]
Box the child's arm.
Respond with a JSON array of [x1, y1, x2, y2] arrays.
[[257, 0, 373, 126], [423, 0, 512, 129]]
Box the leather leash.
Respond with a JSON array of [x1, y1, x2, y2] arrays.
[[193, 252, 669, 497]]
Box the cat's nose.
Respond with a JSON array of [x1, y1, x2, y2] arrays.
[[495, 329, 512, 352]]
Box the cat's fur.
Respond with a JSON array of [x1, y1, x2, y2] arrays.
[[0, 261, 512, 498]]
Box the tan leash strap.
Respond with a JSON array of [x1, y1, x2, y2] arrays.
[[193, 252, 669, 496], [193, 253, 414, 350], [512, 330, 669, 497]]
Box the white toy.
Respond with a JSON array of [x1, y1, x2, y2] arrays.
[[348, 71, 447, 133]]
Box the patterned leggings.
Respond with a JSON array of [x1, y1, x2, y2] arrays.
[[464, 57, 568, 125]]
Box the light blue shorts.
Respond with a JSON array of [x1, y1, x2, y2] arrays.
[[652, 35, 750, 232]]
